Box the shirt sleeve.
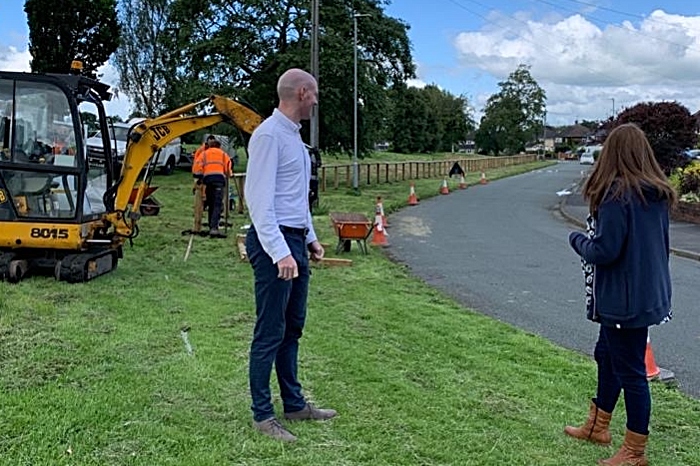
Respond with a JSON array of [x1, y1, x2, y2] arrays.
[[245, 133, 291, 263], [306, 209, 317, 245], [569, 198, 627, 265]]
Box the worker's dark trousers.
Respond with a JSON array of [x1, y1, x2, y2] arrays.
[[594, 325, 650, 434], [204, 178, 225, 230], [246, 227, 309, 422]]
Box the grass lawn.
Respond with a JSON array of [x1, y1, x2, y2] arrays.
[[1, 160, 698, 465]]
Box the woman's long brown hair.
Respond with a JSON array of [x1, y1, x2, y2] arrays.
[[582, 123, 677, 214]]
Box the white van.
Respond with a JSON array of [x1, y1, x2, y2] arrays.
[[86, 119, 183, 175]]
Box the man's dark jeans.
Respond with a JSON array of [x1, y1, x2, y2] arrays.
[[246, 227, 309, 422], [594, 325, 650, 435]]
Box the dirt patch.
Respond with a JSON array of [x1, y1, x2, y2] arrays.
[[393, 216, 432, 237]]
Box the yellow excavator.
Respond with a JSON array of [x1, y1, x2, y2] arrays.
[[0, 62, 262, 282]]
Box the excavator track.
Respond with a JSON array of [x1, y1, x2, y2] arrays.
[[56, 250, 119, 283], [0, 251, 17, 282]]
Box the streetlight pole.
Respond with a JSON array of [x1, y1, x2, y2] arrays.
[[309, 0, 319, 148], [353, 13, 370, 193], [611, 98, 615, 118]]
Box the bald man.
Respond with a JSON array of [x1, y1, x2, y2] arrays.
[[244, 68, 335, 442]]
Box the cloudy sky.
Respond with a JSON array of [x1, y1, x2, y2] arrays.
[[386, 0, 700, 124], [1, 0, 699, 125]]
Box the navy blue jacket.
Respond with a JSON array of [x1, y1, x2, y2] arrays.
[[569, 187, 672, 328]]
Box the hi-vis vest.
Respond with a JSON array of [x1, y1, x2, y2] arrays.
[[192, 147, 232, 178]]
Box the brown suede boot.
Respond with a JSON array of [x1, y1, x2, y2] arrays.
[[564, 400, 613, 445], [598, 429, 648, 466]]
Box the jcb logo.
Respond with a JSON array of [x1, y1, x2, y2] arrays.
[[0, 189, 6, 203], [149, 125, 171, 141]]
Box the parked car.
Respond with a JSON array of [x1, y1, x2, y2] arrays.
[[579, 153, 595, 165]]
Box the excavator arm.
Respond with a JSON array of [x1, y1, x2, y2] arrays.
[[104, 95, 262, 238]]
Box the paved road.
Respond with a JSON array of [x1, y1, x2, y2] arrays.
[[388, 162, 700, 398]]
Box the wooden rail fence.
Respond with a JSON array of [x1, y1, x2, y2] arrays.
[[231, 154, 537, 213]]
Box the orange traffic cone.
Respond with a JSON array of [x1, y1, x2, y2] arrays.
[[480, 171, 489, 184], [408, 183, 419, 206], [459, 174, 468, 189], [645, 335, 661, 380], [371, 203, 389, 247], [439, 177, 450, 195], [376, 196, 388, 228]]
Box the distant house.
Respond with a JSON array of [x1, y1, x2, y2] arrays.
[[542, 126, 558, 152], [554, 123, 592, 148], [693, 110, 700, 133]]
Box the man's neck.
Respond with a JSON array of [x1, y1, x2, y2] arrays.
[[277, 103, 300, 124]]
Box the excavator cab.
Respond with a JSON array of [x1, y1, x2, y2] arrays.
[[0, 66, 117, 281]]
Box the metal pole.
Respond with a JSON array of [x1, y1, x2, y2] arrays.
[[611, 98, 615, 118], [353, 14, 359, 192], [310, 0, 319, 148]]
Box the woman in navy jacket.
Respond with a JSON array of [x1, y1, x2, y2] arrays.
[[565, 123, 677, 466]]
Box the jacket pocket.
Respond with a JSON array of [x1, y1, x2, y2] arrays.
[[596, 271, 635, 322]]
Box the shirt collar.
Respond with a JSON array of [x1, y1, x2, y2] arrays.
[[272, 108, 302, 132]]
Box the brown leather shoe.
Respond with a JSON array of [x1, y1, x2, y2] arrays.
[[252, 417, 297, 442], [284, 402, 337, 421]]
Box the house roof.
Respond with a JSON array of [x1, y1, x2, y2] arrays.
[[556, 124, 591, 139]]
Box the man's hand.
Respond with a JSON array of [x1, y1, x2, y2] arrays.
[[277, 255, 299, 281], [308, 240, 324, 262]]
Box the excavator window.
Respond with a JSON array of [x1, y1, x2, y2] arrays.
[[0, 78, 12, 162], [0, 77, 84, 219]]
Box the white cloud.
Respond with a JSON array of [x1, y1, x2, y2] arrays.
[[0, 44, 131, 119], [453, 10, 700, 124], [0, 45, 31, 71], [406, 78, 427, 89]]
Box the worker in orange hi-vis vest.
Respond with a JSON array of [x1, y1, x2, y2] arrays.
[[192, 138, 233, 238]]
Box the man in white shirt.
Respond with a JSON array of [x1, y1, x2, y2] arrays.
[[245, 68, 336, 442]]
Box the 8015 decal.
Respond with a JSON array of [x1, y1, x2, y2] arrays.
[[30, 228, 69, 239]]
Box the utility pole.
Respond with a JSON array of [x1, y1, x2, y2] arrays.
[[309, 0, 320, 148]]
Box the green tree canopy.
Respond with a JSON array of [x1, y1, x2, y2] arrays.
[[153, 0, 414, 152], [476, 64, 546, 155], [25, 0, 120, 77], [389, 84, 474, 153]]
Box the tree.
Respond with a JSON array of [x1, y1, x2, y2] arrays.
[[79, 111, 99, 134], [113, 0, 175, 117], [157, 0, 414, 153], [386, 84, 474, 154], [476, 64, 546, 155], [25, 0, 120, 77], [475, 94, 526, 156], [389, 84, 430, 153], [607, 101, 697, 174]]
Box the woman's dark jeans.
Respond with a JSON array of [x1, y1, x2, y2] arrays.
[[246, 227, 309, 422], [594, 325, 650, 435]]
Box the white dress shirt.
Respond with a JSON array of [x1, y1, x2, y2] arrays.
[[245, 109, 317, 263]]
